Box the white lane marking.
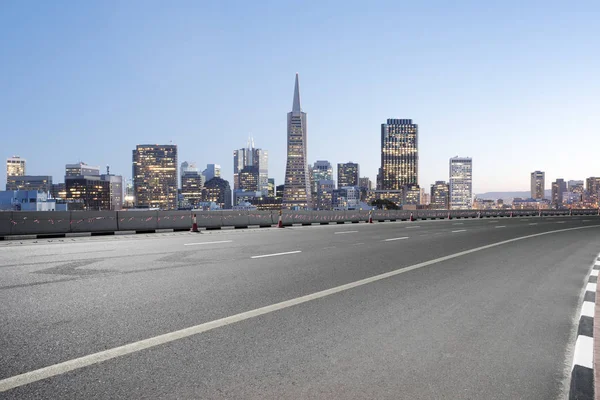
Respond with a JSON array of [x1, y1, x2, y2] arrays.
[[572, 335, 593, 369], [251, 251, 302, 259], [352, 243, 364, 246], [383, 237, 409, 242], [556, 221, 566, 224], [1, 224, 599, 393], [586, 283, 597, 292], [184, 240, 233, 246], [581, 301, 595, 318], [495, 226, 506, 228], [591, 270, 599, 277], [334, 231, 358, 235], [452, 223, 464, 225], [595, 260, 600, 266], [489, 221, 499, 223], [528, 223, 538, 226], [405, 226, 421, 229], [452, 230, 466, 233]]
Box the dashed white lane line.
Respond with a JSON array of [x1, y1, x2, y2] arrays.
[[251, 251, 302, 259], [184, 240, 233, 246], [495, 226, 506, 228], [581, 301, 595, 318], [573, 336, 593, 369], [556, 221, 566, 224], [383, 237, 409, 242], [2, 224, 600, 393], [452, 223, 464, 225], [352, 243, 364, 246], [405, 226, 421, 229], [528, 223, 538, 226], [591, 270, 599, 277], [334, 231, 358, 235], [452, 230, 466, 233], [586, 282, 597, 292]]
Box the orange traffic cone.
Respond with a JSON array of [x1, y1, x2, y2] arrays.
[[190, 213, 199, 232], [277, 210, 283, 228]]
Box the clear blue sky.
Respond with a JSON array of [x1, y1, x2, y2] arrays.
[[1, 1, 599, 194]]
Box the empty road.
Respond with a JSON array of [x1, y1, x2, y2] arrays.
[[1, 216, 599, 399]]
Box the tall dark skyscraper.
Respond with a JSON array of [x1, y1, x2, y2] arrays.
[[282, 73, 312, 209], [378, 119, 418, 190], [233, 137, 268, 195], [337, 162, 360, 188], [132, 144, 178, 210]]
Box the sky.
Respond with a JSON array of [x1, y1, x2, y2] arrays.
[[1, 1, 599, 194]]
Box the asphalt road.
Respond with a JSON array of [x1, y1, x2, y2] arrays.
[[1, 216, 599, 399]]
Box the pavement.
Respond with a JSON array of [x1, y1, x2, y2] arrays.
[[1, 216, 599, 399]]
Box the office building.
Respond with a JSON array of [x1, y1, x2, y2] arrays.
[[238, 165, 259, 192], [233, 138, 268, 195], [203, 177, 232, 209], [359, 177, 372, 190], [66, 162, 100, 177], [334, 186, 360, 210], [449, 157, 473, 209], [6, 175, 53, 192], [420, 188, 430, 206], [268, 178, 275, 197], [100, 168, 123, 211], [430, 181, 449, 209], [123, 179, 135, 208], [203, 164, 221, 182], [403, 185, 421, 206], [65, 176, 111, 211], [282, 73, 312, 209], [551, 179, 567, 208], [6, 156, 26, 177], [132, 144, 178, 209], [568, 180, 584, 194], [51, 183, 66, 200], [586, 177, 600, 205], [530, 171, 545, 199], [0, 190, 62, 211], [180, 162, 204, 209], [316, 179, 335, 210], [337, 162, 360, 188], [312, 161, 333, 192], [379, 119, 418, 190]]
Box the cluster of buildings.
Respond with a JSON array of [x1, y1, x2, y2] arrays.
[[2, 74, 598, 213]]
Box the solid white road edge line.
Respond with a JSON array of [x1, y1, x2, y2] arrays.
[[572, 335, 593, 369], [251, 251, 302, 259], [184, 240, 233, 246], [1, 224, 599, 393], [383, 237, 409, 242]]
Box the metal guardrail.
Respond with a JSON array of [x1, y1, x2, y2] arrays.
[[0, 209, 598, 236]]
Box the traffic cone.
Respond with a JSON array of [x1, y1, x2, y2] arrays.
[[190, 213, 199, 232], [277, 210, 283, 228], [448, 211, 452, 220], [410, 212, 414, 222], [510, 211, 513, 218], [368, 210, 373, 224]]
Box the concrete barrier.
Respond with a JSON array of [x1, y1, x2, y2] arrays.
[[221, 211, 250, 228], [344, 210, 363, 223], [157, 211, 192, 230], [195, 212, 222, 229], [117, 211, 159, 231], [10, 211, 71, 235], [248, 211, 275, 226], [0, 212, 13, 235], [70, 211, 118, 233]]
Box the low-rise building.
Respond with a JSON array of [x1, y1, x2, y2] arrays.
[[0, 190, 65, 211]]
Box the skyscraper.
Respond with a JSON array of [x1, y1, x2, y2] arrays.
[[132, 144, 178, 209], [282, 73, 312, 209], [430, 181, 449, 209], [180, 162, 204, 209], [551, 179, 567, 208], [530, 171, 545, 199], [337, 162, 360, 188], [203, 164, 221, 182], [449, 157, 472, 209], [379, 119, 418, 190], [586, 177, 600, 205], [6, 156, 26, 177], [233, 138, 268, 194], [203, 177, 232, 210], [312, 161, 333, 192]]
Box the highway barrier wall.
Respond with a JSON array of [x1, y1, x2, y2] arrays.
[[0, 209, 598, 237]]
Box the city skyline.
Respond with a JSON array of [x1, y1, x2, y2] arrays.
[[1, 3, 598, 196]]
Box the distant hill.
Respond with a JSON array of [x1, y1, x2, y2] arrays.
[[475, 189, 551, 201]]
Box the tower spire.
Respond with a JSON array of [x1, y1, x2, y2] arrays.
[[292, 73, 301, 114]]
